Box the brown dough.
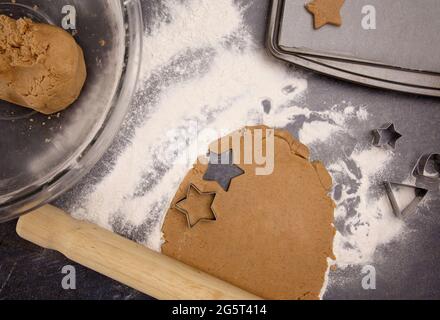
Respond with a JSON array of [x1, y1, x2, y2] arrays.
[[162, 126, 336, 300], [306, 0, 345, 29], [0, 15, 86, 114]]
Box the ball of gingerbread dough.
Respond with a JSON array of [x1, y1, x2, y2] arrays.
[[0, 15, 86, 115]]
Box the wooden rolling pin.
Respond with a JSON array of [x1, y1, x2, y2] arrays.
[[16, 205, 260, 300]]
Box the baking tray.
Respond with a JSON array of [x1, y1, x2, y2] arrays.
[[266, 0, 440, 97]]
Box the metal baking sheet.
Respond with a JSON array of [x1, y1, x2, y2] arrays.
[[266, 0, 440, 97], [279, 0, 440, 73]]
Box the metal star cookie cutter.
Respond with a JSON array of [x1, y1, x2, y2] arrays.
[[384, 181, 428, 219], [412, 153, 440, 191], [174, 183, 218, 229], [372, 123, 402, 149]]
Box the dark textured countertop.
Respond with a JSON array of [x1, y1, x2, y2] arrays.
[[1, 0, 440, 300]]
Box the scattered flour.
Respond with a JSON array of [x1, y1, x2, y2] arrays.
[[70, 0, 408, 294], [330, 147, 406, 266], [299, 121, 342, 145], [73, 0, 315, 251], [140, 0, 245, 81]]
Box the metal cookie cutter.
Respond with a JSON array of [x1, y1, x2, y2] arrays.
[[412, 153, 440, 191], [174, 183, 218, 229], [384, 182, 428, 219], [372, 123, 402, 149]]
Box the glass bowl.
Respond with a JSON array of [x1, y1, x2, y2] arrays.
[[0, 0, 143, 222]]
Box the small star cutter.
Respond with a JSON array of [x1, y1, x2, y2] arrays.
[[372, 123, 403, 149], [174, 183, 218, 229], [412, 153, 440, 191]]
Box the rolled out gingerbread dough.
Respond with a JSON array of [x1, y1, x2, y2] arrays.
[[162, 126, 336, 300], [0, 15, 86, 114]]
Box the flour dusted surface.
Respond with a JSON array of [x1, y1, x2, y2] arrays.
[[64, 0, 414, 297]]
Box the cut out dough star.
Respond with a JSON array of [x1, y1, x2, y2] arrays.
[[203, 150, 245, 192], [175, 184, 217, 228], [372, 123, 402, 149], [306, 0, 345, 29]]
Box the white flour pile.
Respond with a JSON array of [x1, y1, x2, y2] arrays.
[[71, 0, 410, 283]]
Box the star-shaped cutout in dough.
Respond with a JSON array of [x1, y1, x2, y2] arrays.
[[372, 123, 403, 149], [175, 184, 217, 228], [203, 150, 245, 192], [306, 0, 345, 29]]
